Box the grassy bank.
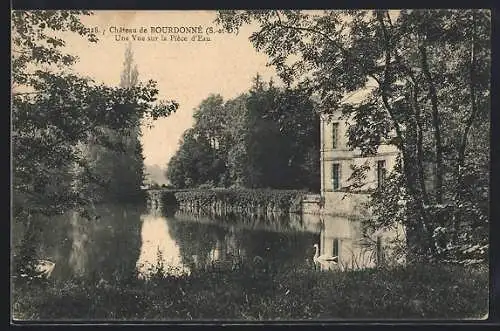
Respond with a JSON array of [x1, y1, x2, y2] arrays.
[[12, 263, 488, 321]]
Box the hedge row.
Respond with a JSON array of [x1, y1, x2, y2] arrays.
[[161, 188, 307, 213]]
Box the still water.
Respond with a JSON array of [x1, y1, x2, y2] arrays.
[[13, 204, 404, 281]]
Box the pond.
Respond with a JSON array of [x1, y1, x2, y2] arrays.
[[12, 204, 405, 282]]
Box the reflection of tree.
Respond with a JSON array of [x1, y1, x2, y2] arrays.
[[90, 205, 143, 281], [165, 216, 228, 271], [44, 205, 142, 281], [165, 212, 320, 273], [224, 227, 245, 261], [68, 211, 89, 277], [236, 229, 316, 270], [13, 192, 149, 281], [28, 212, 74, 278]]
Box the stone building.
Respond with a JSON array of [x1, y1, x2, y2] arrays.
[[319, 110, 400, 217]]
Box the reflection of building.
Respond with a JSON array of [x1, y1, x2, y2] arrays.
[[318, 215, 360, 270], [316, 215, 378, 271], [316, 214, 406, 271]]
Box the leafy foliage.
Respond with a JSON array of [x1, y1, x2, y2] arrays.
[[12, 10, 178, 273], [167, 75, 320, 191], [216, 10, 490, 263], [171, 188, 306, 214]]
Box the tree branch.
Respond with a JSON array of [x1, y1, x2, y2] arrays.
[[374, 13, 404, 147], [383, 13, 430, 206], [376, 11, 432, 236], [274, 11, 350, 58], [457, 11, 479, 186], [17, 111, 100, 163]]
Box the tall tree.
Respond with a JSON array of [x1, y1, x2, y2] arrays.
[[87, 43, 146, 202], [224, 94, 251, 186], [167, 94, 229, 188], [167, 128, 224, 188], [120, 43, 139, 88]]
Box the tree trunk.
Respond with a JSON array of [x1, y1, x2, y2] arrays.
[[376, 12, 434, 259], [419, 43, 444, 204]]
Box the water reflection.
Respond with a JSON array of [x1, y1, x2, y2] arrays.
[[146, 210, 404, 275], [136, 212, 191, 278], [13, 205, 143, 282], [12, 204, 405, 283], [68, 210, 89, 277], [139, 209, 322, 274], [316, 215, 406, 271]]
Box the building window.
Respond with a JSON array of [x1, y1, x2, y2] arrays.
[[377, 160, 386, 188], [332, 238, 339, 257], [332, 163, 340, 191], [332, 123, 339, 149]]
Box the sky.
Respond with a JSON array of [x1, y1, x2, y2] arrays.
[[63, 11, 277, 172]]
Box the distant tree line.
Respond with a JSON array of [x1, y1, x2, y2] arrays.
[[166, 74, 320, 192]]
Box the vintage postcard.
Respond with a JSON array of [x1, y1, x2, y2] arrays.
[[11, 9, 490, 322]]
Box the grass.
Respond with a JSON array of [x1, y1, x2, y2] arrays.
[[11, 263, 488, 321]]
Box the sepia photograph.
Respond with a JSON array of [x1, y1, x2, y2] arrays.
[[11, 9, 490, 322]]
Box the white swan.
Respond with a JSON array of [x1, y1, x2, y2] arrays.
[[313, 244, 338, 268], [34, 259, 56, 278]]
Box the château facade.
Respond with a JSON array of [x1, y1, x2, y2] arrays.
[[319, 110, 399, 217]]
